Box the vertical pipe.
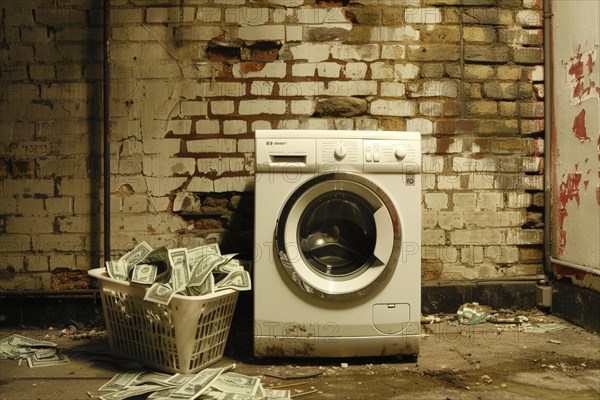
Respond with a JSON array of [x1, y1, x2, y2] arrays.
[[543, 0, 552, 274], [103, 0, 111, 263]]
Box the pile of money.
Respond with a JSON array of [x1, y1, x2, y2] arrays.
[[0, 334, 69, 368], [105, 243, 252, 306], [98, 364, 291, 400]]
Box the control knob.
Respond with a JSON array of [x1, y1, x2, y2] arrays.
[[394, 147, 407, 160], [334, 144, 347, 160]]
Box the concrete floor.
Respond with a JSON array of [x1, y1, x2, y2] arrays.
[[1, 312, 599, 400]]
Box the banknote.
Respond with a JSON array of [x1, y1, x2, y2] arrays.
[[187, 273, 214, 296], [210, 372, 261, 397], [99, 371, 144, 391], [168, 366, 224, 399], [187, 244, 221, 269], [106, 260, 128, 281], [188, 254, 236, 288], [142, 246, 171, 283], [26, 352, 69, 368], [215, 270, 252, 292], [144, 283, 176, 305], [121, 241, 153, 267], [168, 248, 189, 293], [99, 384, 164, 400], [131, 264, 157, 285]]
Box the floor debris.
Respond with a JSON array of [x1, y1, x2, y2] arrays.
[[0, 334, 69, 368]]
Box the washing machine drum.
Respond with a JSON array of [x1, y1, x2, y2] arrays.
[[275, 172, 402, 301]]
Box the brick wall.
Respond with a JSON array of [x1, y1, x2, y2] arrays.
[[0, 0, 544, 290]]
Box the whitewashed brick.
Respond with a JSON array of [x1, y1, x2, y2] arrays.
[[224, 7, 269, 25], [370, 99, 416, 116], [407, 118, 433, 134], [468, 175, 496, 189], [1, 234, 31, 253], [464, 211, 524, 227], [180, 101, 208, 117], [423, 229, 445, 245], [292, 63, 316, 77], [17, 197, 46, 217], [289, 43, 330, 62], [478, 192, 504, 210], [460, 246, 484, 264], [238, 139, 255, 153], [422, 155, 444, 173], [343, 62, 368, 79], [32, 234, 83, 252], [239, 100, 286, 115], [199, 158, 246, 175], [44, 197, 73, 215], [420, 101, 443, 116], [279, 82, 325, 96], [302, 119, 329, 130], [516, 10, 542, 27], [27, 255, 49, 272], [286, 26, 303, 42], [291, 100, 315, 115], [2, 179, 54, 197], [381, 45, 406, 60], [250, 81, 274, 96], [196, 7, 221, 22], [405, 8, 441, 24], [317, 62, 341, 78], [394, 63, 419, 79], [331, 44, 379, 61], [451, 229, 504, 245], [196, 82, 246, 98], [529, 65, 544, 82], [143, 155, 195, 177], [355, 118, 379, 131], [334, 119, 354, 130], [214, 176, 253, 192], [437, 176, 461, 190], [453, 157, 497, 172], [187, 176, 214, 192], [122, 195, 148, 213], [327, 81, 377, 96], [145, 177, 187, 196], [522, 175, 543, 190], [381, 82, 406, 97], [196, 120, 220, 135], [422, 174, 436, 190], [211, 101, 235, 115], [506, 229, 543, 245], [424, 193, 448, 210], [422, 212, 437, 229], [506, 192, 532, 208], [233, 63, 286, 78], [239, 25, 285, 41], [150, 196, 170, 212], [453, 193, 477, 210], [485, 246, 519, 263], [223, 120, 247, 135], [372, 26, 420, 42], [146, 7, 195, 23], [167, 119, 192, 135], [296, 8, 348, 24], [142, 138, 181, 155], [187, 139, 236, 153], [251, 121, 272, 131], [370, 62, 394, 79], [438, 212, 463, 230]]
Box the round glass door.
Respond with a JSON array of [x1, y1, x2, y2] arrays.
[[275, 172, 401, 301], [299, 192, 376, 278]]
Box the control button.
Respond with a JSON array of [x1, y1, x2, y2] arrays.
[[373, 152, 380, 162], [365, 152, 373, 162], [334, 144, 347, 160], [394, 147, 407, 160]]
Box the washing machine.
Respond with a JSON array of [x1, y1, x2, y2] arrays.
[[253, 130, 421, 357]]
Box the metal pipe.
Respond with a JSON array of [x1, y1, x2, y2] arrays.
[[549, 257, 600, 276], [543, 0, 552, 275], [103, 0, 111, 263], [0, 289, 100, 298]]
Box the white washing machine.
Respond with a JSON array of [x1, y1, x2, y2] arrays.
[[254, 130, 421, 357]]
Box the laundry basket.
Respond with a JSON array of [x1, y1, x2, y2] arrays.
[[88, 268, 239, 374]]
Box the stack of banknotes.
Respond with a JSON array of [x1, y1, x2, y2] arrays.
[[105, 243, 252, 306], [0, 334, 69, 368], [97, 363, 291, 400]]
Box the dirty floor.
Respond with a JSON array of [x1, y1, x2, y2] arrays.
[[1, 312, 599, 400]]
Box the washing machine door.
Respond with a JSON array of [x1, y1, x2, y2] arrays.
[[275, 172, 401, 301]]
